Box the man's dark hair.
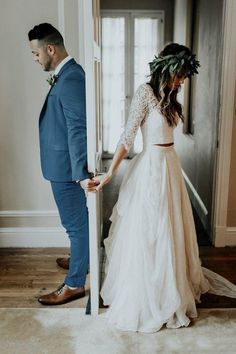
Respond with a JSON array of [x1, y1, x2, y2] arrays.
[[28, 23, 64, 47]]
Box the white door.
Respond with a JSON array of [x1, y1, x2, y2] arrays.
[[78, 0, 102, 315]]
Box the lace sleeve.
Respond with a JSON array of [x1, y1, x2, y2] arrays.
[[117, 84, 149, 151]]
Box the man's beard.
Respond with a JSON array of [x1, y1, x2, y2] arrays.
[[43, 57, 53, 72]]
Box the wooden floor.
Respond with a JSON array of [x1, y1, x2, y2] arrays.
[[198, 246, 236, 308], [0, 247, 236, 308], [0, 248, 89, 308]]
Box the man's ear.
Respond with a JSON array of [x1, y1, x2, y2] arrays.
[[47, 44, 56, 56]]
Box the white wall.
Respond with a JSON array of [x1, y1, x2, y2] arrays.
[[0, 0, 81, 246], [173, 0, 236, 246], [173, 0, 224, 241]]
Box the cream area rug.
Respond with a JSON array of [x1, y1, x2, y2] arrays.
[[0, 308, 236, 354]]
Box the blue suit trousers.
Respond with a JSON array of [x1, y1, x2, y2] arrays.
[[50, 181, 89, 287]]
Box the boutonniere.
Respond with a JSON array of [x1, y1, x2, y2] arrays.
[[46, 74, 59, 86]]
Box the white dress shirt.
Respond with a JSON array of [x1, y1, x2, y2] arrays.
[[54, 55, 72, 76]]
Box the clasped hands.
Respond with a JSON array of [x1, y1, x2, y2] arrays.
[[80, 172, 112, 193]]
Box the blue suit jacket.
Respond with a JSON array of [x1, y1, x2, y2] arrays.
[[39, 59, 90, 182]]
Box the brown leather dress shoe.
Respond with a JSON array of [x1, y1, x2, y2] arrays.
[[56, 257, 70, 270], [38, 284, 85, 305]]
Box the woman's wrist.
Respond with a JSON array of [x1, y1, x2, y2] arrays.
[[107, 169, 114, 178]]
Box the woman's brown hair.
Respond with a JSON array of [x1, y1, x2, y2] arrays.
[[148, 43, 193, 127]]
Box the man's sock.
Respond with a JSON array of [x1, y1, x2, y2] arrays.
[[67, 285, 78, 290]]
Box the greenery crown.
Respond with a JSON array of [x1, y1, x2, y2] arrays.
[[149, 50, 200, 78]]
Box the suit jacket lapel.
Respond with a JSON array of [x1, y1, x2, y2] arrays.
[[39, 58, 76, 121], [39, 86, 52, 123], [39, 59, 76, 123]]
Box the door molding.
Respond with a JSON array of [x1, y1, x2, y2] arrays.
[[213, 0, 236, 246]]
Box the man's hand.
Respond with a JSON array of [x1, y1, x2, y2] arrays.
[[79, 178, 99, 192]]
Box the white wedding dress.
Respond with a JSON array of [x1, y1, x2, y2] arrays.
[[100, 83, 236, 333]]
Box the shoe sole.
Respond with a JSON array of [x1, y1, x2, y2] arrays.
[[38, 292, 85, 306]]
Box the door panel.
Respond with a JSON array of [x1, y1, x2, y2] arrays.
[[79, 0, 101, 315]]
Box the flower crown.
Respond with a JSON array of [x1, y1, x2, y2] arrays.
[[149, 50, 200, 78]]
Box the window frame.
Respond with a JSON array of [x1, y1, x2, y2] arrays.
[[101, 9, 164, 158]]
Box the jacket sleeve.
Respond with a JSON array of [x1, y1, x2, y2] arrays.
[[60, 73, 91, 181]]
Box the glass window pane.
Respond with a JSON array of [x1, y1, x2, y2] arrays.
[[133, 18, 160, 153], [101, 17, 125, 154], [134, 18, 160, 90]]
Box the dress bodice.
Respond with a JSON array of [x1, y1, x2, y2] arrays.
[[118, 83, 179, 151]]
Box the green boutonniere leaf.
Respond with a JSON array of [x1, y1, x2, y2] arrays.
[[46, 74, 59, 86]]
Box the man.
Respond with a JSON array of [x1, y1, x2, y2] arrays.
[[28, 23, 98, 305]]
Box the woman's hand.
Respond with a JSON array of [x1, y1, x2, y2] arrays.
[[80, 178, 99, 193], [91, 144, 127, 193], [93, 172, 113, 192]]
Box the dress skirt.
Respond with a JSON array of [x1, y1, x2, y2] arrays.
[[100, 145, 236, 333]]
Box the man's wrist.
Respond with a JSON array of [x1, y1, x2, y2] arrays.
[[76, 172, 93, 183]]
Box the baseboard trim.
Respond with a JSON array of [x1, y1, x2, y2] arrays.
[[0, 227, 69, 247], [214, 226, 236, 247], [225, 227, 236, 246], [0, 210, 58, 217]]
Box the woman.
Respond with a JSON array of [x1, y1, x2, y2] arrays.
[[94, 43, 236, 333]]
